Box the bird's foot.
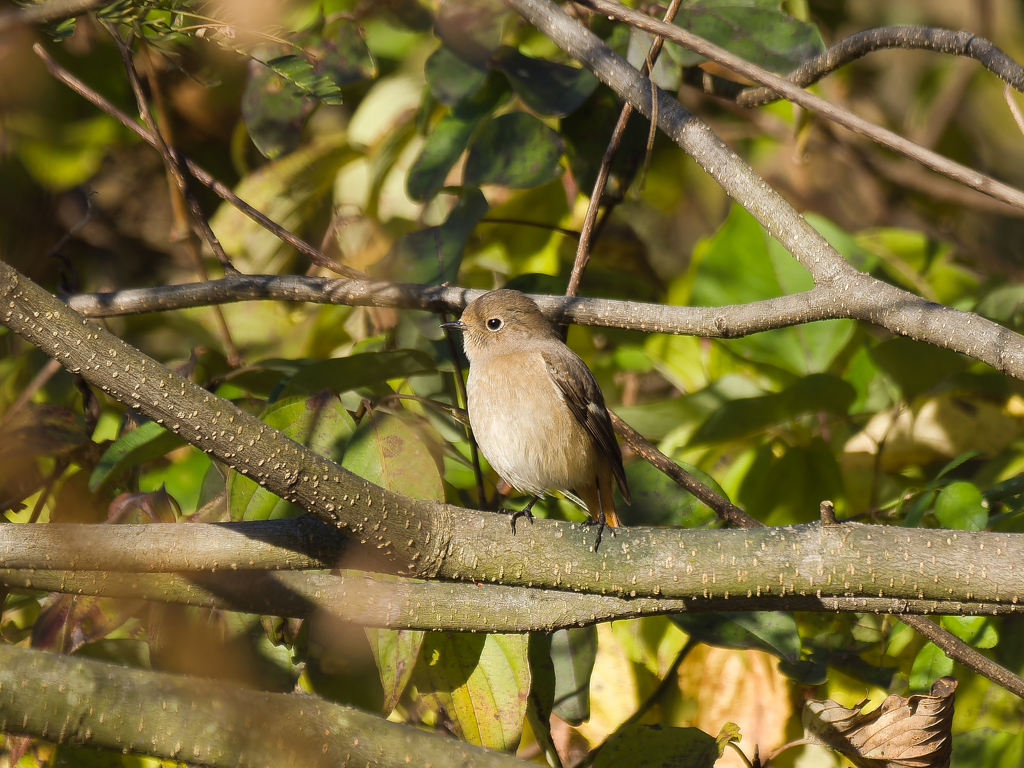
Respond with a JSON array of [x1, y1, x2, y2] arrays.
[[581, 509, 613, 551], [498, 497, 538, 535]]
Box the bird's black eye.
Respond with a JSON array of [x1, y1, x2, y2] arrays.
[[486, 318, 503, 331]]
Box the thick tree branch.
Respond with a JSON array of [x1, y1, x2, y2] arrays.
[[64, 275, 838, 334], [7, 564, 1023, 632], [576, 0, 1024, 212], [65, 274, 1024, 382], [6, 260, 1024, 608], [0, 644, 527, 768], [0, 517, 349, 572]]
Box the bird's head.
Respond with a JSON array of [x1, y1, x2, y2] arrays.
[[441, 289, 559, 359]]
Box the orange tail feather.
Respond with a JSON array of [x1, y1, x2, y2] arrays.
[[577, 474, 622, 527]]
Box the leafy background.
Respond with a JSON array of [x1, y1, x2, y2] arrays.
[[2, 0, 1024, 766]]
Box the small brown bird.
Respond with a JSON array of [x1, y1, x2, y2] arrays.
[[442, 289, 630, 546]]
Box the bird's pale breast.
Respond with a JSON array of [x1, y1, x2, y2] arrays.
[[467, 351, 602, 497]]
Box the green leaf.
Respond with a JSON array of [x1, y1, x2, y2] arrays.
[[940, 616, 999, 649], [229, 392, 356, 521], [407, 74, 510, 201], [667, 0, 825, 74], [351, 404, 443, 717], [692, 205, 854, 376], [951, 730, 1024, 768], [977, 284, 1024, 328], [549, 626, 597, 725], [52, 745, 133, 768], [594, 724, 720, 768], [714, 722, 742, 758], [563, 85, 649, 198], [434, 0, 510, 67], [408, 112, 480, 201], [413, 632, 530, 750], [278, 350, 436, 400], [909, 640, 954, 693], [242, 57, 316, 160], [381, 187, 489, 284], [74, 638, 151, 669], [317, 20, 377, 89], [342, 412, 443, 503], [464, 113, 564, 189], [903, 490, 936, 529], [367, 625, 425, 716], [491, 46, 598, 117], [738, 437, 846, 525], [936, 451, 985, 481], [425, 45, 489, 106], [619, 460, 721, 527], [12, 113, 121, 192], [461, 180, 569, 278], [934, 481, 988, 531], [89, 421, 186, 492], [689, 373, 854, 445], [262, 53, 343, 105], [672, 612, 801, 663], [240, 19, 376, 159], [870, 336, 970, 402], [526, 632, 560, 768]]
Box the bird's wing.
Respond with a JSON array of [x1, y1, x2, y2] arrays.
[[542, 349, 630, 504]]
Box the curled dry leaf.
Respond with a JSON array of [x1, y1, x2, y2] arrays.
[[802, 677, 957, 768]]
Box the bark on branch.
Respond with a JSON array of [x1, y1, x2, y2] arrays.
[[5, 260, 1024, 609], [6, 563, 1022, 633], [63, 271, 1024, 383], [0, 644, 526, 768]]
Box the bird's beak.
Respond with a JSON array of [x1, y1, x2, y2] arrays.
[[440, 319, 467, 331]]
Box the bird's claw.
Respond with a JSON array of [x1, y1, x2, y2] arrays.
[[498, 506, 535, 535], [581, 514, 613, 551]]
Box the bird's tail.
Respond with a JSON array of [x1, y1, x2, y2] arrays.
[[578, 474, 621, 527]]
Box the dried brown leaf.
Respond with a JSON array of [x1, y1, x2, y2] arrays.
[[803, 677, 957, 768]]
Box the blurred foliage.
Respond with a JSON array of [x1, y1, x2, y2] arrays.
[[3, 0, 1024, 765]]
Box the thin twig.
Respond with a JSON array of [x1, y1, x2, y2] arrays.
[[565, 0, 682, 298], [579, 0, 1024, 212], [609, 412, 760, 528], [681, 26, 1024, 108], [900, 614, 1024, 698], [480, 218, 581, 239], [26, 462, 66, 525], [1006, 83, 1024, 138], [45, 193, 94, 261], [107, 26, 238, 275], [761, 738, 811, 768], [0, 358, 62, 429], [727, 742, 755, 768], [575, 636, 698, 768], [636, 38, 661, 192], [139, 44, 242, 366], [32, 44, 362, 278]]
